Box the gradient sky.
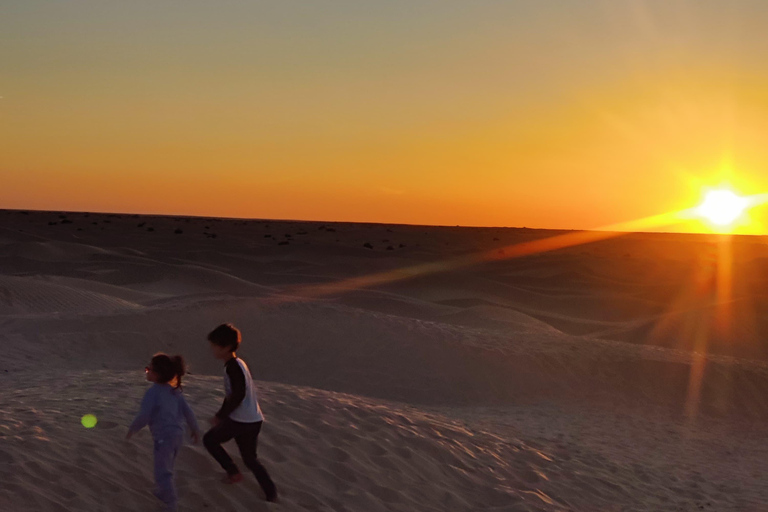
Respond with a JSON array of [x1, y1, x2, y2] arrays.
[[3, 1, 768, 232]]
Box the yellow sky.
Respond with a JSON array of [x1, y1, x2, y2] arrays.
[[3, 1, 768, 232]]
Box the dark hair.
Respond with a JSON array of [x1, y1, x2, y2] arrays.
[[207, 323, 241, 352], [150, 353, 186, 389]]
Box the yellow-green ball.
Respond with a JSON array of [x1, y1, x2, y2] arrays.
[[81, 414, 98, 428]]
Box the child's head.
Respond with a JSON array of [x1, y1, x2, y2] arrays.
[[145, 353, 186, 388], [207, 323, 241, 360]]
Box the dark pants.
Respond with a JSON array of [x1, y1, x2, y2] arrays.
[[203, 419, 277, 500]]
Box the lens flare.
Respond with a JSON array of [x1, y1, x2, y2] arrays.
[[81, 414, 98, 428]]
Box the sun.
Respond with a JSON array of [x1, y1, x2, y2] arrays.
[[696, 189, 749, 227]]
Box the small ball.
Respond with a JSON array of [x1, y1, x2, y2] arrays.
[[81, 414, 98, 428]]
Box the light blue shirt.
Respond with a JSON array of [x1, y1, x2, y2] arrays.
[[128, 383, 200, 439]]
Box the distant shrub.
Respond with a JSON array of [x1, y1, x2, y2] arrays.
[[61, 219, 73, 224], [174, 228, 183, 234], [278, 241, 289, 245], [147, 227, 154, 232], [363, 242, 373, 249], [137, 222, 146, 227], [399, 243, 406, 248], [386, 246, 394, 250]]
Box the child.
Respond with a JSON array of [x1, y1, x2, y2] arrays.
[[203, 323, 278, 502], [126, 353, 201, 512]]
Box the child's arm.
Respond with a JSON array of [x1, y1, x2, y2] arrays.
[[179, 394, 201, 441], [214, 360, 246, 421], [126, 387, 156, 439]]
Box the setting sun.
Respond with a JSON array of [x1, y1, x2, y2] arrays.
[[696, 189, 749, 227]]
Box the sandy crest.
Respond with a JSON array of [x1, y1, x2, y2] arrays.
[[3, 372, 766, 512], [0, 372, 563, 512]]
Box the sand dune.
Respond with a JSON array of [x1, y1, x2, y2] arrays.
[[0, 275, 143, 315], [1, 210, 768, 511]]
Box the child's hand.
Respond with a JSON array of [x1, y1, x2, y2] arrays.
[[209, 416, 220, 427], [191, 431, 201, 445]]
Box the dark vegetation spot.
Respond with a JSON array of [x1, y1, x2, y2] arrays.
[[48, 221, 57, 225], [318, 225, 326, 230], [19, 211, 29, 215], [326, 228, 336, 232], [386, 229, 392, 233], [296, 231, 308, 235], [137, 222, 146, 227], [205, 226, 210, 230], [92, 222, 98, 225], [399, 243, 406, 248], [59, 214, 67, 219], [493, 237, 499, 241], [61, 219, 73, 224], [147, 227, 154, 232], [284, 234, 292, 238], [278, 241, 289, 245], [363, 242, 373, 249], [386, 246, 394, 250], [174, 228, 183, 234], [103, 220, 111, 223], [77, 228, 83, 231], [264, 234, 271, 238]]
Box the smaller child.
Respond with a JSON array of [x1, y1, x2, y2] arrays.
[[126, 353, 201, 512]]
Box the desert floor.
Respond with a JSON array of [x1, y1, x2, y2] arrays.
[[1, 209, 767, 511]]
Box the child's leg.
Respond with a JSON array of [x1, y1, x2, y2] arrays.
[[203, 420, 240, 476], [234, 421, 278, 501], [153, 435, 182, 512]]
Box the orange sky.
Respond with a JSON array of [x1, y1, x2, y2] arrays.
[[3, 1, 768, 233]]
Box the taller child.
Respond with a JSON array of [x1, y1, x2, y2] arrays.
[[203, 323, 278, 502]]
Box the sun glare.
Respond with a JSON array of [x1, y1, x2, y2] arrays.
[[696, 189, 749, 227]]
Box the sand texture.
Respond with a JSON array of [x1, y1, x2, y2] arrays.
[[1, 210, 768, 511]]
